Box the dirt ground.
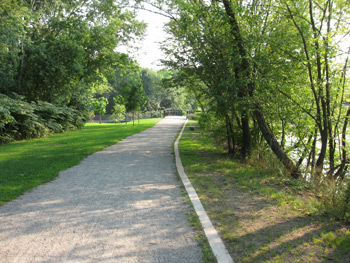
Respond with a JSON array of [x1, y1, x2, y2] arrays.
[[202, 171, 350, 263]]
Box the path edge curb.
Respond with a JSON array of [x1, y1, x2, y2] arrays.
[[174, 119, 234, 263]]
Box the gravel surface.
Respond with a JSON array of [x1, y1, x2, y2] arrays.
[[0, 117, 203, 263]]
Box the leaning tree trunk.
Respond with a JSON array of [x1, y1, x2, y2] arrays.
[[254, 106, 300, 178]]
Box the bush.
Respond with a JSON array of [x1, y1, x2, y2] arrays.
[[0, 104, 15, 143], [198, 112, 216, 130], [316, 177, 350, 222], [198, 111, 228, 147], [0, 93, 88, 144], [190, 112, 204, 120]]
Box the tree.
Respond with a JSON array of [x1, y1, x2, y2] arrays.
[[93, 97, 109, 124], [0, 0, 145, 109], [110, 96, 126, 123], [141, 68, 166, 111], [143, 0, 350, 180], [160, 0, 253, 157], [0, 0, 147, 141], [281, 0, 350, 179]]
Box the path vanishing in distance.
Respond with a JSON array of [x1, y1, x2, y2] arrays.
[[0, 117, 203, 263]]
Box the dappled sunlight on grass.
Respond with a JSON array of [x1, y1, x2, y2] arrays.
[[179, 120, 350, 262]]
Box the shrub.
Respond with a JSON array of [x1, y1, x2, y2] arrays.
[[0, 104, 15, 143], [198, 111, 216, 130], [0, 93, 88, 144]]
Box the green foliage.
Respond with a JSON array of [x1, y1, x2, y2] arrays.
[[0, 0, 145, 119], [164, 72, 208, 112], [313, 230, 350, 254], [179, 120, 350, 262], [343, 181, 350, 220], [0, 94, 88, 144], [107, 63, 147, 115], [158, 0, 350, 180], [198, 112, 216, 131], [104, 67, 195, 116], [317, 178, 350, 222], [0, 119, 160, 206], [198, 112, 229, 148], [110, 96, 126, 123], [141, 68, 166, 111], [123, 83, 147, 113], [93, 97, 109, 123]]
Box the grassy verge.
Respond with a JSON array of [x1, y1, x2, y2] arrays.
[[0, 119, 161, 206], [182, 190, 217, 263], [179, 120, 350, 263]]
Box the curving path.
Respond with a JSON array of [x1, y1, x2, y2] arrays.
[[0, 117, 203, 263]]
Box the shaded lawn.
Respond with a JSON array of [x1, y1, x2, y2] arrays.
[[0, 119, 161, 206], [179, 120, 350, 263]]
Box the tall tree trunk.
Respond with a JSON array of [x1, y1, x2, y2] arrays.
[[311, 128, 317, 169], [309, 0, 328, 172], [225, 114, 234, 155], [334, 107, 350, 180], [228, 114, 235, 155], [223, 0, 252, 157], [325, 0, 334, 176], [280, 118, 286, 150], [222, 0, 299, 177], [17, 40, 24, 93], [241, 111, 251, 157]]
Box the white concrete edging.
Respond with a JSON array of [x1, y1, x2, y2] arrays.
[[174, 119, 234, 263]]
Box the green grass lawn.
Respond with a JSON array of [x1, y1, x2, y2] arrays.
[[179, 120, 350, 263], [0, 119, 161, 206]]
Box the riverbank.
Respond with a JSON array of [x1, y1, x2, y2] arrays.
[[179, 120, 350, 262]]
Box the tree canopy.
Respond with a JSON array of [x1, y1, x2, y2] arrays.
[[136, 0, 350, 182], [1, 0, 145, 105], [0, 0, 145, 142], [2, 0, 350, 184]]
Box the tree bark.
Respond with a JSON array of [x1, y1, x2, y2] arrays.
[[225, 114, 234, 155], [223, 0, 252, 157], [241, 111, 251, 157], [254, 106, 300, 178], [334, 107, 350, 180], [17, 40, 24, 94]]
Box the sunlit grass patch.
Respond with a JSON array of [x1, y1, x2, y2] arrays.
[[314, 229, 350, 253], [0, 119, 160, 206]]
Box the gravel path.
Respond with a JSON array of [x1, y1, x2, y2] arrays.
[[0, 117, 203, 263]]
